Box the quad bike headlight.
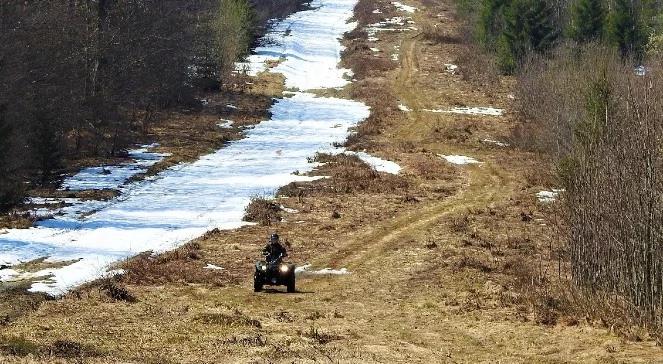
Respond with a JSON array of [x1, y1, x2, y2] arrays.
[[280, 265, 289, 273]]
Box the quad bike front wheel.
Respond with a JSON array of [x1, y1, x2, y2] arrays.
[[254, 278, 263, 292], [286, 275, 296, 293]]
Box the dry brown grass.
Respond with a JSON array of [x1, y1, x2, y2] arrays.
[[0, 212, 35, 230], [421, 23, 462, 44], [0, 336, 100, 360], [1, 0, 662, 362], [195, 309, 262, 328], [408, 154, 457, 180], [119, 242, 227, 287]]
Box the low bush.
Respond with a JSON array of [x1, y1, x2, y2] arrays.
[[99, 278, 137, 303], [243, 196, 282, 226]]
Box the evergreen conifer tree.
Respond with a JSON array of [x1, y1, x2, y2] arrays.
[[498, 0, 559, 74], [478, 0, 510, 49], [569, 0, 605, 43], [608, 0, 647, 59]]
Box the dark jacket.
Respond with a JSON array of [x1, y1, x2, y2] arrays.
[[263, 241, 287, 262]]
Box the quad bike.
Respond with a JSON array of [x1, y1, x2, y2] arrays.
[[254, 253, 296, 293]]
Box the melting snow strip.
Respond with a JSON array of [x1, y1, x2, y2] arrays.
[[423, 107, 504, 116], [204, 264, 224, 270], [0, 0, 378, 296], [398, 104, 411, 112], [60, 144, 169, 191], [440, 155, 482, 165], [296, 264, 350, 275], [482, 139, 510, 147], [235, 0, 358, 90]]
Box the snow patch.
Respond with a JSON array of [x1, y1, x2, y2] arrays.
[[398, 104, 411, 112], [365, 16, 416, 39], [296, 264, 350, 275], [440, 155, 482, 165], [346, 151, 401, 174], [423, 107, 504, 116], [204, 263, 224, 270], [280, 205, 299, 214], [0, 268, 19, 281], [218, 119, 234, 128], [392, 1, 417, 12], [537, 189, 564, 203], [444, 64, 458, 74], [61, 144, 169, 191], [482, 139, 510, 147]]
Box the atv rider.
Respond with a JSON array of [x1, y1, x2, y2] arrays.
[[263, 233, 287, 263]]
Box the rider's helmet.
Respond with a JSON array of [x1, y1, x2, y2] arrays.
[[270, 232, 279, 244]]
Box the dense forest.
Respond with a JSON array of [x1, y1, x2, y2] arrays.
[[462, 0, 663, 73], [0, 0, 307, 211], [458, 0, 663, 340]]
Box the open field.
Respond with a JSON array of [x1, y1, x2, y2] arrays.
[[1, 0, 662, 362]]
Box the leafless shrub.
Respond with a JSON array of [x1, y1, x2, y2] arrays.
[[514, 44, 663, 340], [343, 51, 397, 80], [456, 44, 500, 86], [344, 79, 399, 149], [99, 278, 137, 303], [243, 196, 282, 226]]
